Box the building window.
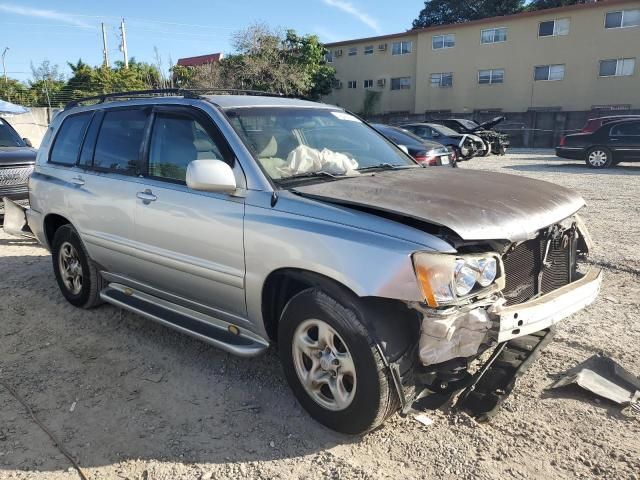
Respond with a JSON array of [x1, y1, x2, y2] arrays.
[[347, 80, 357, 89], [392, 41, 412, 55], [605, 9, 640, 29], [390, 77, 411, 90], [364, 79, 374, 88], [430, 73, 453, 88], [325, 52, 333, 63], [599, 58, 636, 77], [348, 47, 357, 56], [481, 27, 507, 44], [478, 69, 504, 84], [364, 45, 374, 55], [432, 34, 455, 49], [538, 18, 570, 37], [534, 64, 565, 81]]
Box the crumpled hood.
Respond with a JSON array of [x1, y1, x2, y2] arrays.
[[293, 168, 585, 242], [477, 116, 505, 131]]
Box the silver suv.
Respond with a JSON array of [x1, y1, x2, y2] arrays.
[[15, 90, 601, 434]]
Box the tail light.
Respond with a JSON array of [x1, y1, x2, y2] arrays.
[[414, 152, 438, 166], [559, 136, 565, 146]]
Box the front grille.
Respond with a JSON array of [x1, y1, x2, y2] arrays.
[[0, 165, 33, 187], [502, 229, 576, 306]]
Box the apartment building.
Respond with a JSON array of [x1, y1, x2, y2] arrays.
[[323, 0, 640, 115]]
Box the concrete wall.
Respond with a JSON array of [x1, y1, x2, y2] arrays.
[[323, 0, 640, 114], [0, 107, 55, 148]]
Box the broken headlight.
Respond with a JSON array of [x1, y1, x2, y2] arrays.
[[412, 252, 502, 307]]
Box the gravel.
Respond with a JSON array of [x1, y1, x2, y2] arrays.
[[0, 150, 639, 479]]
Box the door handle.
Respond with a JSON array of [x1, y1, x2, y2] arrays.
[[70, 176, 85, 186], [136, 189, 157, 203]]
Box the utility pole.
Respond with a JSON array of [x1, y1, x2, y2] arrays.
[[1, 47, 8, 83], [101, 23, 110, 67], [119, 18, 129, 68]]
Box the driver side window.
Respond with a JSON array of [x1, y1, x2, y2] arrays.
[[148, 113, 225, 182]]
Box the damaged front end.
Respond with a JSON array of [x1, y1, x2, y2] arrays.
[[404, 215, 602, 418]]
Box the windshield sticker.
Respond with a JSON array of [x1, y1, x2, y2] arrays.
[[331, 111, 361, 122]]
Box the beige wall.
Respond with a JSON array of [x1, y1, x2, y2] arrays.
[[324, 1, 640, 114], [0, 107, 52, 148]]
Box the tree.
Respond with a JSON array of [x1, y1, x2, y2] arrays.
[[187, 23, 336, 99], [412, 0, 525, 28], [527, 0, 589, 11], [28, 60, 65, 107]]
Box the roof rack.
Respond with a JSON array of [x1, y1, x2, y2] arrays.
[[64, 88, 287, 110]]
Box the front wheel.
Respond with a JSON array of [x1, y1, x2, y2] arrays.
[[279, 288, 398, 434], [586, 147, 613, 169]]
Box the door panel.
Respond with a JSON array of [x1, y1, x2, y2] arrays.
[[132, 107, 247, 318], [609, 122, 640, 161]]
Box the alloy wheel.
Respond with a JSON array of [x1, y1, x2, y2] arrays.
[[292, 318, 357, 411], [588, 150, 608, 167], [58, 241, 83, 295]]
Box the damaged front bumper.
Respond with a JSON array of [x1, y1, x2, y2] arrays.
[[417, 267, 602, 367]]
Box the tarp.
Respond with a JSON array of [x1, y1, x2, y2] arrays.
[[0, 99, 29, 115]]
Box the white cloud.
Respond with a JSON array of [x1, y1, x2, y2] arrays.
[[321, 0, 381, 33], [0, 4, 93, 28]]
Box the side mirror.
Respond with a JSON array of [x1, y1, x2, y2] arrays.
[[186, 159, 236, 193], [23, 137, 33, 147], [398, 145, 410, 154]]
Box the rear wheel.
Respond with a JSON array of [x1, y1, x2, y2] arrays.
[[586, 147, 613, 169], [51, 224, 103, 308], [279, 288, 398, 434]]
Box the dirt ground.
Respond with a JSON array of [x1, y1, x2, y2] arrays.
[[1, 150, 639, 480]]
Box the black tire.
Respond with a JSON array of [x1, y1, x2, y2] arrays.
[[585, 147, 613, 169], [51, 224, 104, 308], [278, 288, 399, 434], [453, 146, 465, 162], [480, 141, 491, 157]]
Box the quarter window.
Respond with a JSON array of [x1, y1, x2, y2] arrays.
[[432, 34, 455, 49], [347, 80, 357, 89], [363, 79, 374, 88], [534, 64, 565, 81], [481, 27, 507, 44], [478, 69, 504, 84], [148, 113, 225, 182], [430, 72, 453, 88], [538, 18, 570, 37], [599, 58, 635, 77], [605, 9, 640, 28], [390, 77, 411, 90], [49, 112, 93, 165], [93, 109, 148, 173], [348, 47, 357, 56], [364, 45, 374, 55], [392, 41, 413, 55]]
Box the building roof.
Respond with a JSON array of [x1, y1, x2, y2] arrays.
[[325, 0, 636, 47], [177, 53, 223, 67]]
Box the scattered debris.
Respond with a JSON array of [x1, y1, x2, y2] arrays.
[[69, 401, 77, 413], [414, 414, 434, 427], [551, 353, 640, 411]]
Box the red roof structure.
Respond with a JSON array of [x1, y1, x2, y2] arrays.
[[176, 53, 223, 67]]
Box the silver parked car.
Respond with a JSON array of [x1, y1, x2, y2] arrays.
[[6, 90, 602, 434]]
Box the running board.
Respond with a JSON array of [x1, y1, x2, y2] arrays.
[[454, 328, 556, 421], [100, 283, 269, 357]]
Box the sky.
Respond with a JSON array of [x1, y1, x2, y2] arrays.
[[0, 0, 425, 82]]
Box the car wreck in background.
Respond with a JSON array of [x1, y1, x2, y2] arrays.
[[0, 117, 36, 219], [371, 123, 456, 167], [439, 117, 510, 156], [400, 122, 485, 160]]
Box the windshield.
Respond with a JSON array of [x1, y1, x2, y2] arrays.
[[0, 119, 25, 147], [428, 123, 460, 137], [226, 107, 415, 181], [457, 119, 479, 130]]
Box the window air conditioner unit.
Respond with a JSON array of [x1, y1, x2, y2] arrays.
[[377, 78, 386, 87], [378, 43, 387, 51], [335, 49, 343, 57], [334, 80, 343, 89]]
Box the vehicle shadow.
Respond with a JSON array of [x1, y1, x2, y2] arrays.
[[0, 245, 359, 475], [505, 161, 640, 175]]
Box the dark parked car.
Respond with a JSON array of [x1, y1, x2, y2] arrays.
[[439, 117, 510, 156], [556, 119, 640, 168], [580, 115, 640, 133], [0, 117, 36, 216], [401, 123, 484, 160], [372, 124, 455, 167]]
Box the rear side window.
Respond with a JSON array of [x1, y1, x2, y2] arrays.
[[610, 122, 640, 136], [49, 113, 93, 165], [94, 109, 148, 173]]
